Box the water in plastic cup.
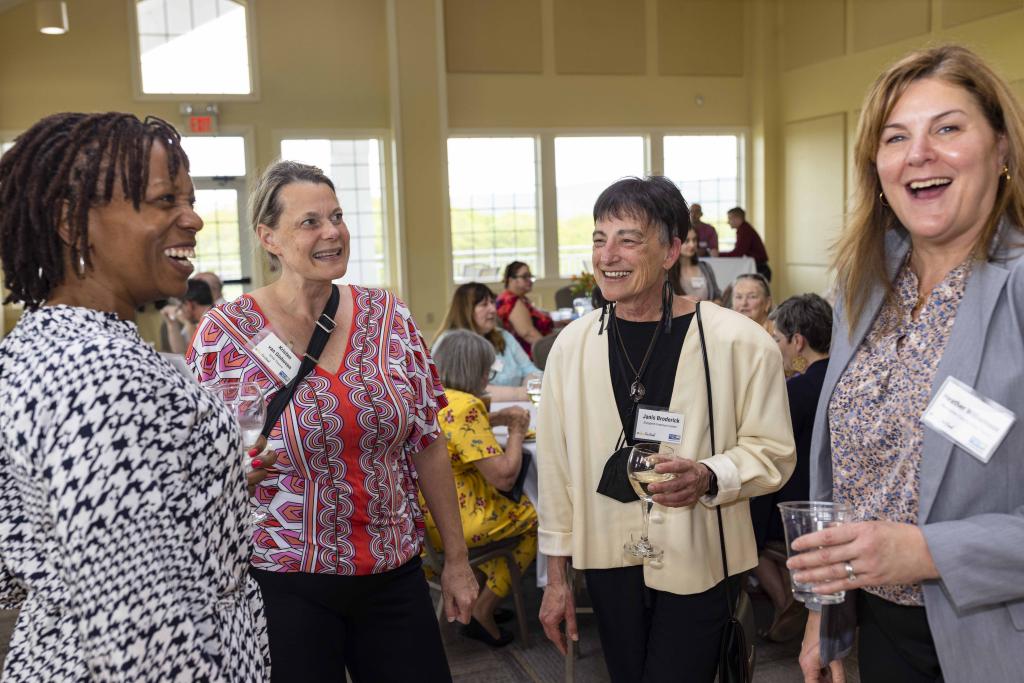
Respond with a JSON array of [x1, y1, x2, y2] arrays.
[[778, 501, 854, 606]]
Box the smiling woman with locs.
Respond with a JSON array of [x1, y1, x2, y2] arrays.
[[0, 112, 271, 680], [187, 159, 477, 682]]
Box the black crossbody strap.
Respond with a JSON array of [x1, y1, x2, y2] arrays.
[[261, 285, 340, 438], [695, 302, 736, 615]]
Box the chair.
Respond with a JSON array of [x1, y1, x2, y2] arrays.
[[554, 286, 575, 309], [422, 535, 530, 645], [531, 332, 559, 370], [564, 566, 594, 682]]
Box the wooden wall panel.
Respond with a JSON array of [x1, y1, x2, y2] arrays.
[[657, 0, 744, 76], [781, 0, 845, 70], [853, 0, 931, 52], [942, 0, 1023, 28], [445, 0, 543, 73], [553, 0, 646, 74]]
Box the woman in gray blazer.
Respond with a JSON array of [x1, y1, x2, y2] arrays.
[[789, 45, 1024, 683]]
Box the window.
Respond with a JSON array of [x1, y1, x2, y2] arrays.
[[134, 0, 252, 95], [280, 138, 389, 287], [182, 135, 249, 301], [447, 137, 540, 282], [554, 136, 645, 277], [663, 135, 744, 249]]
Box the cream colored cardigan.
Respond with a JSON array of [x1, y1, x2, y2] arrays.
[[537, 302, 796, 595]]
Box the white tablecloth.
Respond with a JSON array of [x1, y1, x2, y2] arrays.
[[701, 256, 756, 289], [491, 401, 547, 587]]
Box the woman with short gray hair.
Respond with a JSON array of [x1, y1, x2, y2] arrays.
[[426, 329, 539, 647]]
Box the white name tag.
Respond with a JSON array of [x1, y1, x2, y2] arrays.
[[689, 276, 706, 290], [249, 330, 301, 384], [491, 357, 504, 375], [634, 407, 684, 444], [921, 376, 1016, 464]]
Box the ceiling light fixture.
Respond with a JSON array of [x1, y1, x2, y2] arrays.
[[36, 0, 68, 35]]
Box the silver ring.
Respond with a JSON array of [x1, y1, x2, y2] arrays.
[[844, 562, 857, 582]]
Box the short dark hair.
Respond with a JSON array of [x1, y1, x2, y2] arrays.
[[593, 176, 690, 245], [502, 261, 529, 288], [727, 206, 746, 219], [769, 293, 833, 353], [183, 278, 214, 306], [0, 112, 188, 308]]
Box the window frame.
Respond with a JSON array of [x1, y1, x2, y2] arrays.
[[446, 127, 749, 287], [446, 133, 544, 285], [273, 129, 399, 292], [127, 0, 261, 101]]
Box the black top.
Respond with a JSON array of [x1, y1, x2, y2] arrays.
[[608, 312, 693, 446]]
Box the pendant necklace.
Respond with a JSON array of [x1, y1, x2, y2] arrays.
[[611, 310, 663, 403]]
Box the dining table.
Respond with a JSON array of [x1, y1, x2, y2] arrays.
[[490, 400, 547, 587]]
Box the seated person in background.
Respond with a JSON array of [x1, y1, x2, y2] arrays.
[[689, 202, 720, 257], [673, 223, 722, 302], [424, 330, 539, 648], [496, 261, 553, 358], [193, 270, 226, 305], [435, 282, 541, 402], [749, 294, 833, 642], [730, 272, 773, 335], [160, 278, 213, 354], [720, 207, 771, 281]]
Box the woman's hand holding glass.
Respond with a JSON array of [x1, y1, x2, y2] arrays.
[[646, 457, 713, 507], [786, 520, 939, 597]]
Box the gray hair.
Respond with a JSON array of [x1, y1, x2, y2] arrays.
[[431, 329, 495, 396], [769, 293, 833, 353], [248, 160, 336, 268]]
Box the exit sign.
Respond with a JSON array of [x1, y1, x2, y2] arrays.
[[188, 115, 215, 134]]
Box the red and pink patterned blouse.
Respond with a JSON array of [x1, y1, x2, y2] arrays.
[[186, 286, 447, 576]]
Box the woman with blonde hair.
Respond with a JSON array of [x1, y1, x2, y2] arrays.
[[792, 45, 1024, 683]]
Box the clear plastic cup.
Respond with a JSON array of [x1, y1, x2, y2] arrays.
[[778, 501, 854, 606]]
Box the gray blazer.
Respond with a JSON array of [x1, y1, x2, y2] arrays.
[[811, 227, 1024, 683]]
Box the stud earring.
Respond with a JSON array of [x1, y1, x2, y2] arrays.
[[1002, 164, 1011, 181]]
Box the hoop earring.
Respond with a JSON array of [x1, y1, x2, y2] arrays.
[[878, 191, 890, 208], [1002, 164, 1012, 181], [791, 354, 809, 374]]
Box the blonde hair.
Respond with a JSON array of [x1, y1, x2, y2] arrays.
[[835, 44, 1024, 331]]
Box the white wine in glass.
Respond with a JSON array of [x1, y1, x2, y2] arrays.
[[209, 381, 268, 524], [624, 442, 678, 561], [526, 378, 542, 406]]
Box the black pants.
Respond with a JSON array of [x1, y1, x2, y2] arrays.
[[858, 591, 943, 682], [251, 556, 451, 683], [584, 565, 736, 683]]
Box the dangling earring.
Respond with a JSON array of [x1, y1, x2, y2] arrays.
[[878, 191, 890, 208], [791, 354, 809, 374], [1002, 164, 1012, 181], [661, 272, 674, 334], [75, 253, 86, 276]]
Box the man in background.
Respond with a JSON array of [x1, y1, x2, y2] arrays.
[[161, 279, 214, 354], [688, 203, 719, 257], [193, 271, 226, 306], [721, 206, 771, 281]]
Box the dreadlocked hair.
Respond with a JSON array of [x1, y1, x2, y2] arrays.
[[0, 112, 188, 308]]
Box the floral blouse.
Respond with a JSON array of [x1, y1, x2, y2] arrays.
[[829, 258, 970, 605], [187, 286, 446, 576]]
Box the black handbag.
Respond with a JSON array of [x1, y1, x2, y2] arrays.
[[260, 285, 340, 438], [695, 302, 754, 683]]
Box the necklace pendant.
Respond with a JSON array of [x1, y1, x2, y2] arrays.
[[629, 380, 646, 402]]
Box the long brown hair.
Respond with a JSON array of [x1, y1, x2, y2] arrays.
[[434, 282, 505, 353], [835, 44, 1024, 332]]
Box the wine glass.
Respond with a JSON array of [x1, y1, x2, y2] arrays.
[[624, 442, 678, 561], [209, 381, 268, 524], [526, 378, 542, 406]]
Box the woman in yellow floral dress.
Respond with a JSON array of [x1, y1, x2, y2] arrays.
[[424, 330, 538, 647]]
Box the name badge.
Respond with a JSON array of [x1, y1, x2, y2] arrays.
[[491, 357, 504, 375], [634, 406, 684, 444], [248, 330, 301, 384], [689, 276, 707, 290], [921, 376, 1016, 464]]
